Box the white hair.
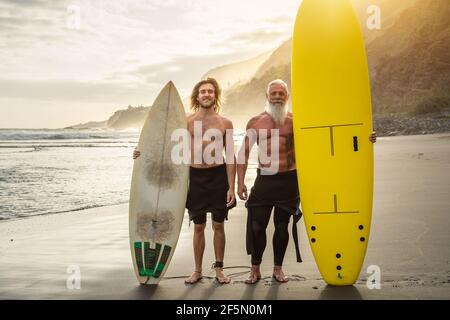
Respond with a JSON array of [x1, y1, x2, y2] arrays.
[[266, 79, 289, 94]]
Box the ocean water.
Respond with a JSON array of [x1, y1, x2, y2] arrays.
[[0, 128, 248, 221], [0, 129, 139, 221]]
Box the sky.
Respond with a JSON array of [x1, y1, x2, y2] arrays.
[[0, 0, 303, 128]]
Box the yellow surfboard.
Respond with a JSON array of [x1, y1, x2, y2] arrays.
[[292, 0, 374, 286]]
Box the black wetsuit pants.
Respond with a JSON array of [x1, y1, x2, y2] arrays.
[[248, 205, 292, 266]]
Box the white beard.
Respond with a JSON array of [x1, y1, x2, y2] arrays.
[[265, 102, 287, 125]]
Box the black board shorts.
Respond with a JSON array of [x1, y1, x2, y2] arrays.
[[186, 164, 236, 224]]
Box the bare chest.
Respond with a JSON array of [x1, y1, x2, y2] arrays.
[[187, 118, 226, 139], [253, 117, 293, 143]]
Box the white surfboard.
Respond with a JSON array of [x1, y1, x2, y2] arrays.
[[129, 81, 189, 285]]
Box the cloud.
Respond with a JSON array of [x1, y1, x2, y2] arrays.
[[0, 16, 56, 28], [264, 15, 293, 25], [0, 1, 69, 48], [110, 51, 257, 95], [0, 78, 158, 103], [212, 30, 287, 51], [0, 0, 304, 128], [226, 30, 286, 44], [0, 0, 51, 7]]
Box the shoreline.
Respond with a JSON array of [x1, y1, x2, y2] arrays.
[[2, 132, 449, 224], [0, 133, 449, 299]]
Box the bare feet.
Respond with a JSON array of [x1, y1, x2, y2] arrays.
[[185, 271, 203, 284], [215, 268, 231, 284], [272, 266, 289, 283], [245, 265, 261, 284]]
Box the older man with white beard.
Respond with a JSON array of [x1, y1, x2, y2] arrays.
[[237, 79, 377, 284]]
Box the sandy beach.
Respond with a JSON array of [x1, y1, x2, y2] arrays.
[[0, 133, 449, 300]]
